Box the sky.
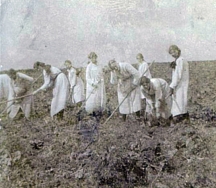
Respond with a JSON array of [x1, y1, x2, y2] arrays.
[[0, 0, 216, 70]]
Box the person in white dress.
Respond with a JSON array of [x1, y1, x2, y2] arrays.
[[33, 62, 69, 120], [136, 53, 152, 117], [64, 60, 85, 106], [168, 45, 190, 123], [7, 69, 34, 120], [0, 74, 15, 114], [140, 76, 172, 125], [108, 59, 142, 121], [85, 52, 106, 114]]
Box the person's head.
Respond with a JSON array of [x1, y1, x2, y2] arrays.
[[140, 76, 151, 91], [136, 53, 144, 63], [169, 45, 181, 59], [44, 65, 51, 74], [88, 52, 97, 64], [108, 59, 119, 71], [33, 61, 46, 70], [8, 69, 17, 80], [64, 60, 72, 69]]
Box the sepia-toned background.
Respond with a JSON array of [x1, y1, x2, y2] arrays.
[[1, 0, 216, 70]]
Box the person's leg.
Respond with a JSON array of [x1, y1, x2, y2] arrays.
[[122, 114, 127, 122], [140, 98, 146, 117], [182, 112, 190, 124], [136, 111, 140, 118]]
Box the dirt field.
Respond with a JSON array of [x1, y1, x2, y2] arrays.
[[0, 61, 216, 188]]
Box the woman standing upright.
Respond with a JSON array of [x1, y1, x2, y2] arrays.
[[64, 60, 85, 106], [168, 45, 189, 123], [85, 52, 106, 114], [33, 62, 69, 119]]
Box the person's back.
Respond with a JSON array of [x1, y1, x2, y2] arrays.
[[0, 74, 14, 113], [0, 74, 13, 98]]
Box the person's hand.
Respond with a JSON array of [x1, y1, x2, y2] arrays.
[[32, 90, 38, 95], [92, 83, 98, 89], [131, 84, 137, 90], [14, 100, 20, 104], [169, 87, 174, 96], [170, 61, 176, 69], [156, 112, 160, 119]]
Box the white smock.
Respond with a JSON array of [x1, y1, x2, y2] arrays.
[[141, 78, 172, 119], [85, 62, 106, 113], [170, 57, 189, 117], [110, 62, 141, 114], [0, 74, 14, 113], [35, 66, 69, 117], [67, 67, 85, 103]]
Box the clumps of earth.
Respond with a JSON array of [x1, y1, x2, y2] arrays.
[[0, 61, 216, 188]]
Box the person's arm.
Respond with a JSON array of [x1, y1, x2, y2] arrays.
[[154, 81, 163, 117], [86, 65, 102, 87], [126, 63, 140, 86], [86, 64, 93, 86], [69, 69, 77, 88], [110, 71, 117, 85], [141, 87, 153, 101], [170, 58, 184, 90], [33, 70, 50, 94], [94, 66, 104, 86], [17, 72, 34, 82]]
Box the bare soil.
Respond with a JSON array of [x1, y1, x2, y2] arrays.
[[0, 61, 216, 188]]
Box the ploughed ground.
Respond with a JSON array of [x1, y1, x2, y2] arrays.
[[0, 61, 216, 188]]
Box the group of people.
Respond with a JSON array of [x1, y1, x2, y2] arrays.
[[0, 44, 190, 125]]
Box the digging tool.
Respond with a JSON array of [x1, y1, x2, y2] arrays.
[[0, 103, 13, 115], [0, 94, 33, 105], [32, 74, 43, 84]]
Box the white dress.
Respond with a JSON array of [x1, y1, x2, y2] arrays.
[[170, 57, 189, 117], [141, 78, 172, 119], [35, 66, 69, 117], [138, 61, 152, 113], [67, 67, 85, 103], [0, 74, 14, 113], [85, 62, 106, 113], [9, 72, 34, 119], [110, 62, 141, 114]]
